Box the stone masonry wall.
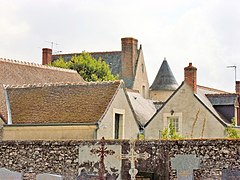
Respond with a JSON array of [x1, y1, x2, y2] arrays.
[[0, 139, 239, 180]]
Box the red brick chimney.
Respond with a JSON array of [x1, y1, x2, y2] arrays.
[[236, 81, 240, 94], [42, 48, 52, 65], [121, 37, 138, 87], [184, 63, 197, 93]]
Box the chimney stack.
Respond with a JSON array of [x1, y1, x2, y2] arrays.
[[184, 63, 197, 93], [42, 48, 52, 65], [236, 81, 240, 94], [121, 37, 138, 88]]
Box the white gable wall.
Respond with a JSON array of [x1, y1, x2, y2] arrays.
[[97, 87, 139, 139], [145, 83, 226, 139]]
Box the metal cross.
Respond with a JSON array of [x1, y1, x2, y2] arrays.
[[118, 139, 150, 180], [90, 137, 115, 180]]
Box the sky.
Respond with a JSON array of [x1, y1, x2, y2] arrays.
[[0, 0, 240, 92]]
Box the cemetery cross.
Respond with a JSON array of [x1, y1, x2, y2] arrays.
[[90, 137, 115, 180]]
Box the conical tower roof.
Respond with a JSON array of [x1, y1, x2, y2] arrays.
[[150, 58, 178, 91]]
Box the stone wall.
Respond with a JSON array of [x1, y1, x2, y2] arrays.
[[0, 139, 239, 180]]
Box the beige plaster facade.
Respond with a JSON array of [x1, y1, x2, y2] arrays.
[[145, 83, 226, 139], [150, 90, 174, 102], [132, 49, 150, 99], [97, 87, 139, 139], [3, 125, 97, 140]]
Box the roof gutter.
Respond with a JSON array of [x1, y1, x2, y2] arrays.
[[4, 122, 98, 127], [4, 88, 12, 124]]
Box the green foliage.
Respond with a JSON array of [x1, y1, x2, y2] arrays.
[[161, 119, 183, 139], [50, 52, 118, 82], [225, 118, 240, 138]]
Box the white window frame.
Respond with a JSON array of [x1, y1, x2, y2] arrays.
[[113, 108, 125, 139], [163, 112, 183, 135]]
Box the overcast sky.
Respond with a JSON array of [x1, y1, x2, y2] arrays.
[[0, 0, 239, 92]]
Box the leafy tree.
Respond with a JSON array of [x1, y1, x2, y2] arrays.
[[225, 118, 240, 138], [50, 52, 118, 82], [161, 119, 183, 139]]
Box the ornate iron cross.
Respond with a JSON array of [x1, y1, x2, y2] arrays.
[[118, 139, 150, 180], [90, 137, 115, 180]]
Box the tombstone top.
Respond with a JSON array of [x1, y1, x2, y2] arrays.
[[222, 169, 240, 180], [171, 154, 200, 171], [36, 173, 63, 180], [0, 168, 23, 180]]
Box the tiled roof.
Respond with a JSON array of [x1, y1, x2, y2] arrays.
[[0, 58, 84, 123], [150, 59, 178, 91], [127, 91, 156, 126], [0, 58, 84, 85], [197, 85, 228, 94], [5, 81, 121, 124], [52, 51, 122, 76]]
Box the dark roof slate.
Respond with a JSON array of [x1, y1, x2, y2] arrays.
[[206, 94, 238, 105], [5, 81, 121, 124], [150, 59, 178, 91], [52, 51, 122, 76]]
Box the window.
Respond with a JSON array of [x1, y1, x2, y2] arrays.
[[167, 117, 179, 132], [115, 113, 123, 139], [163, 112, 182, 135]]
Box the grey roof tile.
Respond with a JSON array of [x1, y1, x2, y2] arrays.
[[52, 51, 122, 76], [150, 59, 178, 91]]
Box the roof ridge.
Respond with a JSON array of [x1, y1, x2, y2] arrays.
[[4, 80, 122, 89], [0, 58, 77, 73], [53, 51, 121, 56], [197, 85, 228, 93]]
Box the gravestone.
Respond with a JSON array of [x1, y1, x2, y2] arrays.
[[171, 154, 200, 180], [78, 138, 121, 180], [118, 139, 150, 180], [222, 169, 240, 180], [0, 168, 23, 180], [36, 173, 63, 180], [77, 173, 99, 180]]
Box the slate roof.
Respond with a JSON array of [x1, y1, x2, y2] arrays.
[[53, 51, 122, 76], [206, 94, 238, 105], [5, 81, 121, 124], [0, 58, 84, 123], [150, 59, 178, 91], [127, 91, 156, 126]]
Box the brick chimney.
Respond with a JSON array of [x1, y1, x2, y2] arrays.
[[121, 37, 138, 88], [184, 63, 197, 93], [236, 81, 240, 94], [42, 48, 52, 65]]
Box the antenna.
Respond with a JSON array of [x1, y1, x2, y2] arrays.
[[227, 65, 237, 82], [45, 41, 59, 50]]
